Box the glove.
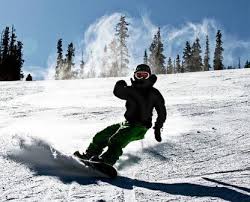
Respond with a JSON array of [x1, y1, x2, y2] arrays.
[[154, 127, 162, 142], [149, 74, 157, 83], [116, 80, 127, 87]]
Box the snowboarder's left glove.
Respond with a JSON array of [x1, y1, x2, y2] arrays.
[[154, 127, 162, 142]]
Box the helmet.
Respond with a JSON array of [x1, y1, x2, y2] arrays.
[[134, 64, 151, 80]]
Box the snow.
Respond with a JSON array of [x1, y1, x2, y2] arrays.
[[0, 69, 250, 201]]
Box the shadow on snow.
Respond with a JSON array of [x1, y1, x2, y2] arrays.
[[6, 137, 250, 202], [58, 175, 250, 202]]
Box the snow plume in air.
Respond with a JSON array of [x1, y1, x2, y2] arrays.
[[76, 12, 159, 78], [79, 13, 122, 78], [6, 136, 102, 178]]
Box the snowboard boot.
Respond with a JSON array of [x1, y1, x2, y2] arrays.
[[73, 151, 92, 160]]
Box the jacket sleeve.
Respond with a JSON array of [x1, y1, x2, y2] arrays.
[[154, 90, 167, 129], [113, 80, 130, 100]]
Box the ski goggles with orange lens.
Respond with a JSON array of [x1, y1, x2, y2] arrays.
[[134, 71, 150, 79]]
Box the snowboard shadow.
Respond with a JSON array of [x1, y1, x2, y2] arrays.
[[202, 177, 250, 193], [61, 175, 249, 202]]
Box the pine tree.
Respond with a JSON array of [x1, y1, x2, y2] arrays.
[[244, 60, 250, 68], [115, 16, 129, 76], [0, 30, 3, 63], [238, 57, 241, 69], [167, 57, 173, 74], [181, 61, 185, 73], [173, 59, 176, 74], [9, 26, 17, 56], [55, 39, 63, 79], [15, 41, 24, 80], [8, 26, 17, 80], [149, 34, 157, 70], [0, 27, 10, 80], [100, 45, 109, 77], [176, 54, 181, 73], [79, 49, 85, 78], [64, 42, 75, 79], [155, 27, 166, 74], [149, 27, 166, 74], [182, 41, 192, 72], [108, 39, 119, 77], [213, 30, 224, 70], [143, 49, 148, 64], [203, 35, 210, 71], [2, 27, 10, 60], [190, 38, 203, 72], [87, 50, 96, 78], [2, 26, 14, 80]]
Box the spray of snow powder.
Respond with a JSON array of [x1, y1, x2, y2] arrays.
[[6, 136, 104, 178]]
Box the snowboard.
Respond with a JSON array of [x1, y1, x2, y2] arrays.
[[74, 153, 117, 178]]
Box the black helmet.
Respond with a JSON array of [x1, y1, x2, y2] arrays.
[[135, 64, 151, 75]]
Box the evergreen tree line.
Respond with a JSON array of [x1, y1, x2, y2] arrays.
[[0, 26, 24, 81], [145, 29, 250, 74], [144, 29, 224, 74], [54, 16, 250, 80]]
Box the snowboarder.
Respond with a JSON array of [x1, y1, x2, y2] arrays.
[[74, 64, 167, 166]]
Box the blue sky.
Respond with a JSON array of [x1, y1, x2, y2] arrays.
[[0, 0, 249, 79]]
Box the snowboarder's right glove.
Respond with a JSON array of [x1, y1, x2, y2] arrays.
[[117, 80, 127, 87], [154, 127, 162, 142]]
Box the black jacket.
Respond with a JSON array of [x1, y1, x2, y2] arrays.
[[113, 74, 167, 129]]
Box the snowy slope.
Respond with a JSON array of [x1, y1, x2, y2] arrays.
[[0, 69, 250, 201]]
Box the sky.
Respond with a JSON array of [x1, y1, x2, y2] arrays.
[[0, 0, 249, 79]]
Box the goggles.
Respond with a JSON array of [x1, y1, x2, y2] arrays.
[[134, 71, 150, 79]]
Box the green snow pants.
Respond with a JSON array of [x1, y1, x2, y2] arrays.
[[86, 121, 148, 165]]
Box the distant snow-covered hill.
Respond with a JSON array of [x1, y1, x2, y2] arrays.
[[0, 69, 249, 201]]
